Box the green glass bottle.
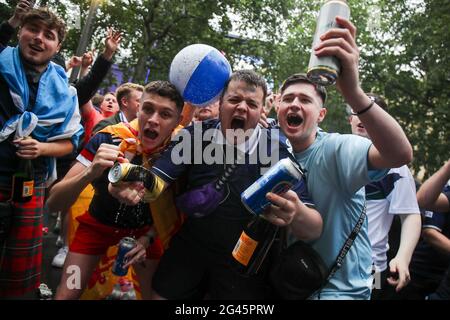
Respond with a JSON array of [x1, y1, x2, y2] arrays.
[[231, 214, 279, 276], [12, 152, 34, 203]]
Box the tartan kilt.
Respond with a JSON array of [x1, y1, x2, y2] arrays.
[[0, 184, 44, 297]]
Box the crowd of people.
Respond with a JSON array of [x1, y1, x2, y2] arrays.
[[0, 1, 448, 300]]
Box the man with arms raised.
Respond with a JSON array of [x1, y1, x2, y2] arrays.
[[276, 17, 413, 299]]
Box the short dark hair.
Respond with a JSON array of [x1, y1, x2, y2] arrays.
[[91, 93, 104, 109], [21, 8, 66, 43], [51, 52, 66, 71], [116, 83, 144, 109], [144, 81, 184, 112], [366, 92, 388, 111], [221, 69, 268, 105], [346, 92, 389, 116], [280, 73, 327, 105]]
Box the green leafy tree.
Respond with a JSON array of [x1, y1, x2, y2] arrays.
[[39, 0, 296, 84], [357, 0, 450, 178], [1, 0, 447, 177], [263, 0, 448, 178]]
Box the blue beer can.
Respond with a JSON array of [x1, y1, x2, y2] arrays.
[[241, 158, 304, 215], [112, 237, 136, 276]]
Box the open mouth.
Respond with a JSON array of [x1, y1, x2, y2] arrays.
[[231, 117, 245, 130], [287, 113, 303, 127], [357, 123, 365, 129], [144, 129, 159, 140], [29, 44, 43, 52]]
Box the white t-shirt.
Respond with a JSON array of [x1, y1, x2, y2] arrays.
[[365, 165, 420, 272]]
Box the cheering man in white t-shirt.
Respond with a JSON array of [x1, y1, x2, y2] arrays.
[[348, 93, 421, 299]]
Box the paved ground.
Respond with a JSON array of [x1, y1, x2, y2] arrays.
[[40, 213, 63, 298]]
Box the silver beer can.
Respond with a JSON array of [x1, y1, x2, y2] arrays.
[[108, 162, 150, 185], [307, 0, 351, 86]]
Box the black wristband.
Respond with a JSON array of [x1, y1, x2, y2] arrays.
[[354, 100, 375, 116]]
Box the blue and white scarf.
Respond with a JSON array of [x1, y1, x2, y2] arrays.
[[0, 46, 84, 186]]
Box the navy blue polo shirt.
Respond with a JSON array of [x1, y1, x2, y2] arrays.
[[410, 189, 450, 280]]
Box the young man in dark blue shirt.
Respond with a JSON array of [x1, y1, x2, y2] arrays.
[[110, 70, 323, 299]]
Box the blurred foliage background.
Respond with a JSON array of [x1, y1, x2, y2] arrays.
[[1, 0, 448, 178]]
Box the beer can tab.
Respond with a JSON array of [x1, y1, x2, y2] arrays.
[[108, 163, 123, 184]]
